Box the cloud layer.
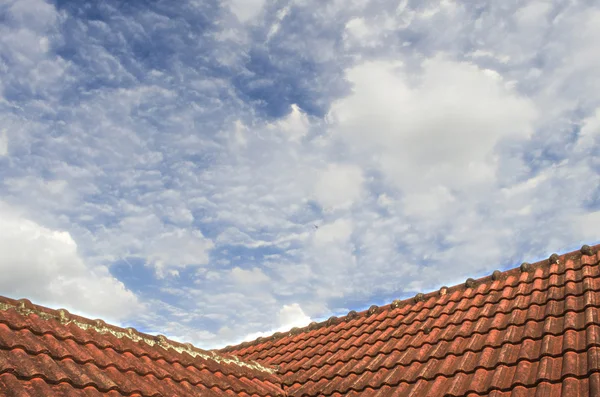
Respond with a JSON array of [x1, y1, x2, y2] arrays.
[[0, 0, 599, 348]]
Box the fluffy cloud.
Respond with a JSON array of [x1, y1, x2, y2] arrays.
[[240, 303, 312, 343], [0, 129, 7, 156], [101, 213, 214, 278], [228, 0, 266, 22], [314, 164, 364, 211], [230, 266, 270, 285], [0, 202, 141, 323], [328, 56, 538, 193], [575, 108, 600, 150], [0, 0, 68, 97], [313, 218, 354, 246]]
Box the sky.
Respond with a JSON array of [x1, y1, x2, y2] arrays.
[[0, 0, 599, 350]]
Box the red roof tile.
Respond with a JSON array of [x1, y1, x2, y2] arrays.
[[0, 296, 285, 397], [221, 244, 600, 397]]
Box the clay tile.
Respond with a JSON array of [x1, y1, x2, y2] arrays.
[[414, 293, 425, 303], [347, 310, 358, 319], [58, 309, 70, 323], [439, 286, 448, 295], [549, 253, 560, 264], [308, 321, 319, 330], [491, 270, 502, 280], [520, 262, 531, 272], [391, 299, 402, 309], [368, 305, 379, 315], [581, 244, 594, 256], [17, 299, 33, 311], [155, 334, 168, 345], [465, 278, 476, 288], [327, 316, 338, 326]]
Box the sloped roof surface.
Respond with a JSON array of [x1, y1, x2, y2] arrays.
[[220, 244, 600, 397], [0, 296, 285, 397]]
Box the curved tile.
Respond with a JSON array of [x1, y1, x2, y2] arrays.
[[224, 248, 600, 397]]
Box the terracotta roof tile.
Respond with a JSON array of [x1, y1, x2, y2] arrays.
[[0, 296, 285, 397], [3, 243, 599, 396], [221, 244, 600, 396]]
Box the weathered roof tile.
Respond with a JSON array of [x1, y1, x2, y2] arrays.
[[222, 244, 600, 397], [0, 296, 284, 397], [3, 243, 599, 396]]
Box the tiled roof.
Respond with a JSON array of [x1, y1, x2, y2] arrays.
[[220, 244, 600, 397], [0, 296, 285, 397]]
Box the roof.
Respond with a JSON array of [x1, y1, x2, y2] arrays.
[[220, 244, 600, 397], [2, 244, 599, 397], [0, 295, 285, 397]]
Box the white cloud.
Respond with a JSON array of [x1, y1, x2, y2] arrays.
[[314, 163, 364, 210], [0, 129, 7, 156], [268, 104, 311, 142], [230, 266, 270, 284], [345, 18, 370, 40], [467, 50, 511, 64], [521, 7, 600, 114], [0, 0, 67, 94], [401, 185, 456, 218], [328, 56, 538, 193], [277, 303, 311, 328], [266, 5, 291, 40], [342, 14, 399, 50], [241, 303, 311, 342], [575, 108, 600, 150], [305, 217, 358, 297], [576, 211, 600, 240], [0, 202, 141, 323], [95, 214, 215, 278], [2, 0, 600, 350], [149, 230, 214, 277], [515, 1, 552, 26], [4, 0, 59, 30], [228, 0, 265, 22], [313, 218, 353, 246]]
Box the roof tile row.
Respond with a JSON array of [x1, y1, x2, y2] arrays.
[[2, 243, 599, 396], [222, 244, 600, 397], [0, 296, 285, 397], [234, 255, 598, 363]]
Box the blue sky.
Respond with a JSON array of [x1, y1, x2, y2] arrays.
[[0, 0, 599, 349]]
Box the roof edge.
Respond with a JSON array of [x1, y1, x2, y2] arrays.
[[220, 243, 599, 353], [0, 296, 276, 374]]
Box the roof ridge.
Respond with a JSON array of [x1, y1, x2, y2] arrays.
[[219, 243, 599, 353], [0, 296, 276, 374]]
